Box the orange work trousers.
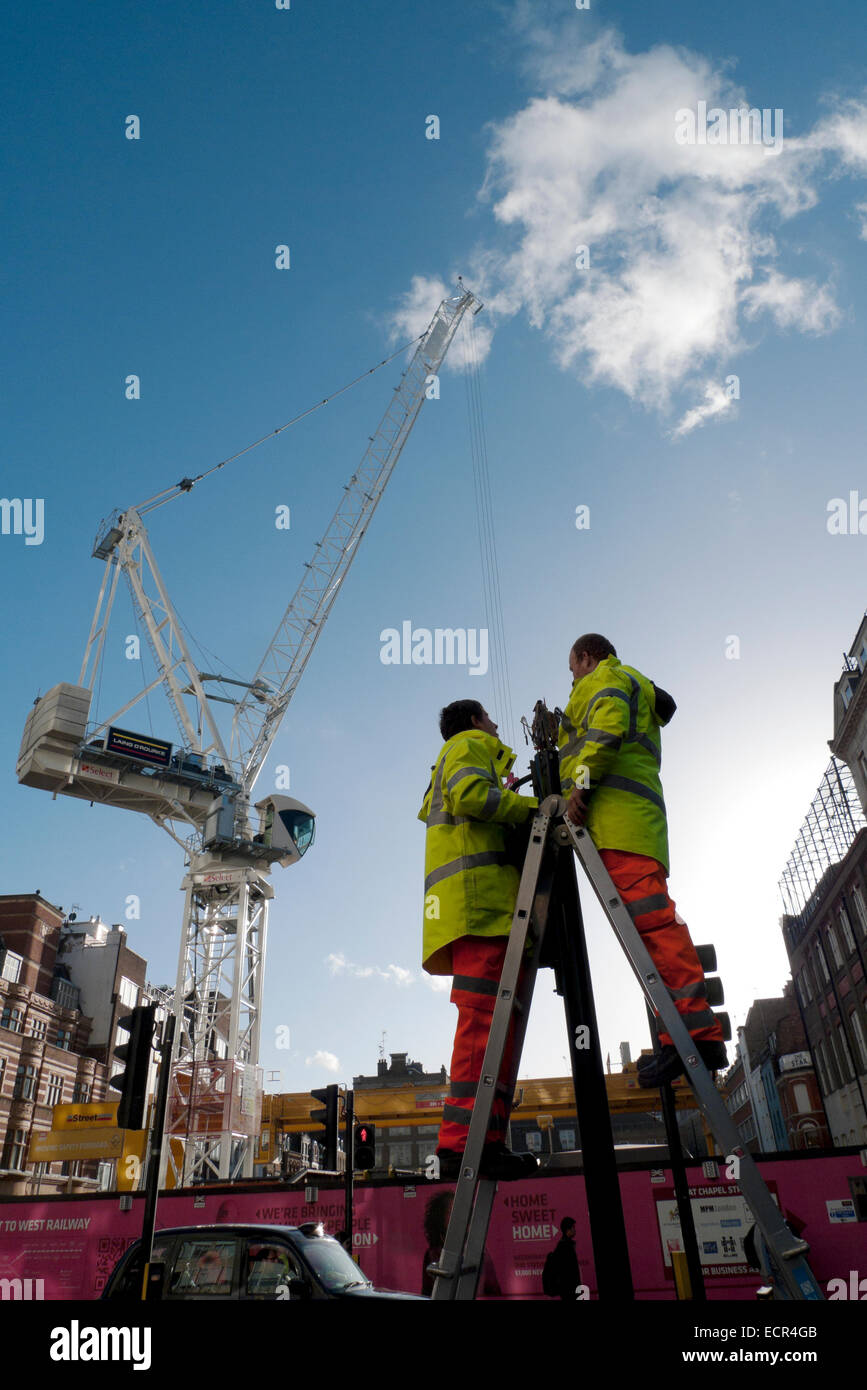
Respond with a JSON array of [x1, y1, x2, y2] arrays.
[[437, 936, 520, 1154], [600, 848, 723, 1047]]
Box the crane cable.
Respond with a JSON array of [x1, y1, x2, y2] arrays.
[[132, 333, 425, 516], [463, 312, 516, 749]]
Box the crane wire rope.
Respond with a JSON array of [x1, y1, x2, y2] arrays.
[[463, 312, 516, 749], [132, 333, 425, 515]]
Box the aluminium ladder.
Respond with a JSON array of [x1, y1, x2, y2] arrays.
[[428, 794, 824, 1302]]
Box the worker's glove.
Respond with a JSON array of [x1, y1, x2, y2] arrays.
[[565, 788, 590, 826]]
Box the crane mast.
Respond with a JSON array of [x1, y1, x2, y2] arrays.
[[17, 288, 483, 1184]]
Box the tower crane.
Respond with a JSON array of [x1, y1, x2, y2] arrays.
[[18, 287, 483, 1182]]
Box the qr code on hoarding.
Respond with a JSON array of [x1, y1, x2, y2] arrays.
[[94, 1235, 137, 1290]]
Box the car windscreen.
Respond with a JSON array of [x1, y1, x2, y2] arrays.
[[296, 1236, 371, 1292]]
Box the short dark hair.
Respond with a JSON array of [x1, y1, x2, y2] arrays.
[[439, 699, 484, 742], [560, 1215, 576, 1234], [571, 633, 616, 663]]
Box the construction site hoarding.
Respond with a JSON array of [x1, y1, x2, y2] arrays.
[[0, 1151, 862, 1300]]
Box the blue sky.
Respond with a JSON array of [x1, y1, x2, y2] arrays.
[[4, 0, 867, 1098]]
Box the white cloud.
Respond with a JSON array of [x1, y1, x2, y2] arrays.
[[424, 975, 451, 993], [671, 379, 736, 438], [390, 18, 867, 429], [305, 1050, 340, 1072], [326, 951, 416, 987], [741, 269, 841, 334]]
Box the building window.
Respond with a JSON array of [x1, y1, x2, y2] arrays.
[[13, 1063, 38, 1100], [800, 968, 812, 1003], [45, 1073, 63, 1107], [838, 905, 857, 954], [852, 885, 867, 936], [51, 978, 80, 1011], [792, 1082, 811, 1112], [389, 1143, 412, 1167], [1, 1129, 27, 1171], [827, 1030, 844, 1087], [118, 976, 139, 1010], [1, 1005, 23, 1034], [55, 1027, 73, 1050], [843, 685, 854, 709], [0, 951, 23, 984], [826, 925, 844, 970], [815, 942, 830, 984], [837, 1026, 853, 1081], [28, 1017, 47, 1041], [59, 1161, 81, 1178], [0, 1057, 5, 1093], [849, 1011, 867, 1073], [815, 1041, 830, 1094], [72, 1081, 90, 1104]]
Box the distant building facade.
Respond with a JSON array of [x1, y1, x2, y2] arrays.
[[0, 895, 107, 1194], [722, 986, 830, 1153], [0, 896, 163, 1195]]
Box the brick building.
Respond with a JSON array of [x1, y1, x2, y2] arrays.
[[0, 896, 160, 1195], [722, 985, 830, 1153], [0, 895, 106, 1194]]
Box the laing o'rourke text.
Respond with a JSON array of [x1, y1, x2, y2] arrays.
[[380, 622, 488, 676]]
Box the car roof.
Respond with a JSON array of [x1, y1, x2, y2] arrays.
[[146, 1224, 336, 1240]]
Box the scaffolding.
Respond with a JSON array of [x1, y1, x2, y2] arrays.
[[778, 758, 867, 925]]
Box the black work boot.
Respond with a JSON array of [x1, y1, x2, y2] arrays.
[[480, 1142, 539, 1181], [637, 1045, 684, 1088], [698, 1039, 728, 1072], [434, 1143, 538, 1182], [638, 1039, 729, 1089]]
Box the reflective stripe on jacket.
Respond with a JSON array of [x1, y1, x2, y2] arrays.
[[558, 656, 674, 871], [418, 729, 538, 975]]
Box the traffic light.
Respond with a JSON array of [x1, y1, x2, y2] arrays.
[[110, 1004, 156, 1130], [696, 944, 732, 1040], [353, 1121, 376, 1171], [309, 1084, 339, 1170]]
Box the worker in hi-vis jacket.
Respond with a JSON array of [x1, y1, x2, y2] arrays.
[[418, 699, 540, 1181], [558, 633, 727, 1087]]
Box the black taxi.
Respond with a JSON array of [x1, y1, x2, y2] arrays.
[[101, 1222, 425, 1301]]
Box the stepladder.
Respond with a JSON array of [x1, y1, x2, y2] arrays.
[[428, 792, 825, 1302]]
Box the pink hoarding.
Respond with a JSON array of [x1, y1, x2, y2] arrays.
[[0, 1154, 864, 1300]]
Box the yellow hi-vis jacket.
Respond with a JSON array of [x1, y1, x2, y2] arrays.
[[418, 729, 538, 975], [558, 656, 675, 872]]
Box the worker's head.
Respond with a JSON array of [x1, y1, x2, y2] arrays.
[[560, 1216, 577, 1240], [569, 634, 616, 684], [439, 700, 497, 741]]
